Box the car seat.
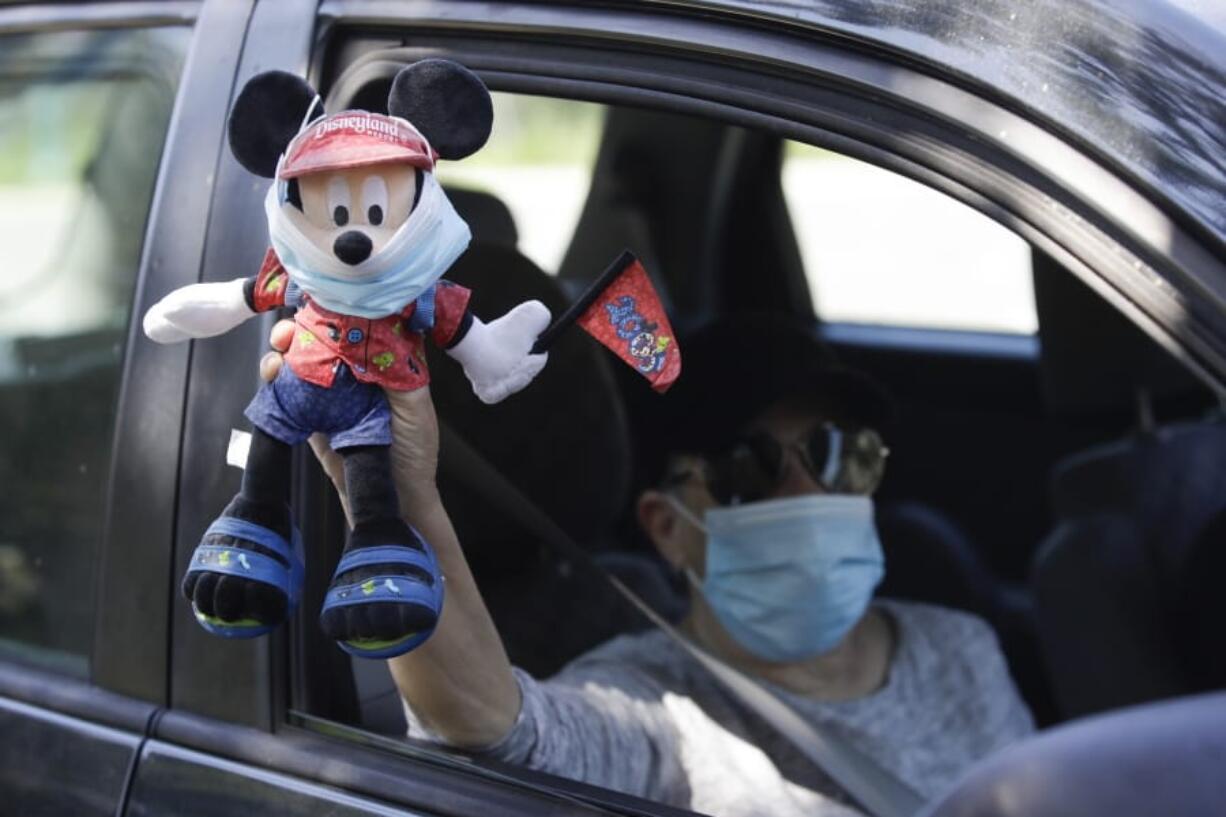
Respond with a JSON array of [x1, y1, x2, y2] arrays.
[[446, 186, 518, 250], [1030, 253, 1224, 718], [923, 691, 1226, 817]]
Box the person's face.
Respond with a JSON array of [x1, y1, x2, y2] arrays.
[[637, 399, 832, 578]]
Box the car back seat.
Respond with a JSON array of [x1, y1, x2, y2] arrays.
[[1030, 253, 1224, 718]]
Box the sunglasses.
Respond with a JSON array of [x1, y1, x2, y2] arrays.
[[669, 424, 889, 504]]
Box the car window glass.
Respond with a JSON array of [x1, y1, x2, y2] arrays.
[[433, 93, 605, 274], [782, 142, 1036, 334], [0, 26, 189, 677]]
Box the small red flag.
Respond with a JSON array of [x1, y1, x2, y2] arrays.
[[576, 253, 681, 393]]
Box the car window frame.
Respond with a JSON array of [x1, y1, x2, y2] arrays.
[[84, 0, 255, 709], [281, 3, 1226, 812]]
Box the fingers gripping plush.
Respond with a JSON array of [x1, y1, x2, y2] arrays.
[[147, 60, 549, 658]]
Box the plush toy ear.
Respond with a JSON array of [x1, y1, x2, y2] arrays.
[[228, 71, 322, 178], [387, 59, 493, 161]]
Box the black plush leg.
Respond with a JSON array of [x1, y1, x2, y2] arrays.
[[319, 445, 439, 644], [184, 428, 294, 627]]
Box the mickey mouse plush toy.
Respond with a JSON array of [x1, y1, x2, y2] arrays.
[[143, 60, 550, 658]]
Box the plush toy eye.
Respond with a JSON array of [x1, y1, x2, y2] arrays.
[[362, 176, 388, 226], [327, 177, 351, 227]]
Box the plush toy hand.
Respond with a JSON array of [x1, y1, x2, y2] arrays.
[[446, 300, 551, 404], [143, 278, 255, 344]]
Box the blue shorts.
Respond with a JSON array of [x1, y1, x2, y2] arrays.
[[245, 364, 392, 450]]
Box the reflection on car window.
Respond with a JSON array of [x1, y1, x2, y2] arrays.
[[433, 93, 605, 274], [782, 142, 1035, 334], [0, 26, 188, 676]]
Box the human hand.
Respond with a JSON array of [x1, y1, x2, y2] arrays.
[[262, 320, 442, 521]]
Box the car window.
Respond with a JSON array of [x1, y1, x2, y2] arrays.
[[781, 142, 1036, 334], [433, 92, 605, 274], [0, 26, 189, 677], [294, 55, 1048, 817]]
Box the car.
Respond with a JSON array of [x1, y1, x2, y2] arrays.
[[1, 0, 1223, 814]]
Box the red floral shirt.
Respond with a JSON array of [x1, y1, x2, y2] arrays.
[[250, 248, 471, 392]]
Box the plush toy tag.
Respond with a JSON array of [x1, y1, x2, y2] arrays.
[[227, 429, 252, 470]]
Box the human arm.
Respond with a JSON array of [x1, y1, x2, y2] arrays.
[[367, 391, 684, 799], [262, 320, 685, 795], [280, 325, 519, 746], [379, 389, 523, 748]]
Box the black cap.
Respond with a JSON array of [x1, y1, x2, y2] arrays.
[[639, 314, 895, 482]]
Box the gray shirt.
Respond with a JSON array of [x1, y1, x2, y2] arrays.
[[406, 600, 1035, 816]]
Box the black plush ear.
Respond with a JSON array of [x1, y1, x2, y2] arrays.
[[387, 60, 492, 161], [228, 71, 322, 177]]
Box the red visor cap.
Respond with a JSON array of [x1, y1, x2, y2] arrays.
[[278, 111, 437, 180]]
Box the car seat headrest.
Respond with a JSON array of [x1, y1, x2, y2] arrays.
[[1050, 420, 1226, 577], [426, 242, 632, 568], [445, 187, 519, 249], [1033, 252, 1203, 417]]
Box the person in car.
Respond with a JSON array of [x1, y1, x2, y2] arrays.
[[263, 314, 1035, 816]]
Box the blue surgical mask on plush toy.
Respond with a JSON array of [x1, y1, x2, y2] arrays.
[[264, 170, 470, 319], [263, 104, 472, 319], [670, 494, 885, 662]]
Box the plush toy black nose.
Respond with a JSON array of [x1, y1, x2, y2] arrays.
[[333, 231, 372, 265]]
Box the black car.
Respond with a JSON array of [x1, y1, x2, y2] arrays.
[[1, 1, 1224, 815]]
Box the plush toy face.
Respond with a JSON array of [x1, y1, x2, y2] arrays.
[[285, 164, 419, 269], [228, 58, 494, 272]]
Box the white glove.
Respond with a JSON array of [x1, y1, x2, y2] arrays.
[[142, 278, 255, 344], [447, 300, 551, 404]]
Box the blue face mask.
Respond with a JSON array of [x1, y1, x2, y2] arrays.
[[672, 494, 885, 663], [264, 171, 471, 319]]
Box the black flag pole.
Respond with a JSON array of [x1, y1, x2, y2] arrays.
[[530, 249, 638, 355]]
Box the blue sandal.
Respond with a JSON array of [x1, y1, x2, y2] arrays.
[[322, 542, 444, 659], [186, 517, 305, 638]]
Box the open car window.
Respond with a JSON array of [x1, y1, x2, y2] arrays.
[[433, 93, 605, 276], [782, 143, 1035, 335], [287, 85, 1065, 817]]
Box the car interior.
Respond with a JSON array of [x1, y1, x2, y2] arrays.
[[285, 49, 1225, 781], [2, 9, 1223, 817]]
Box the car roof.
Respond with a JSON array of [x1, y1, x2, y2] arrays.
[[655, 0, 1226, 252]]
